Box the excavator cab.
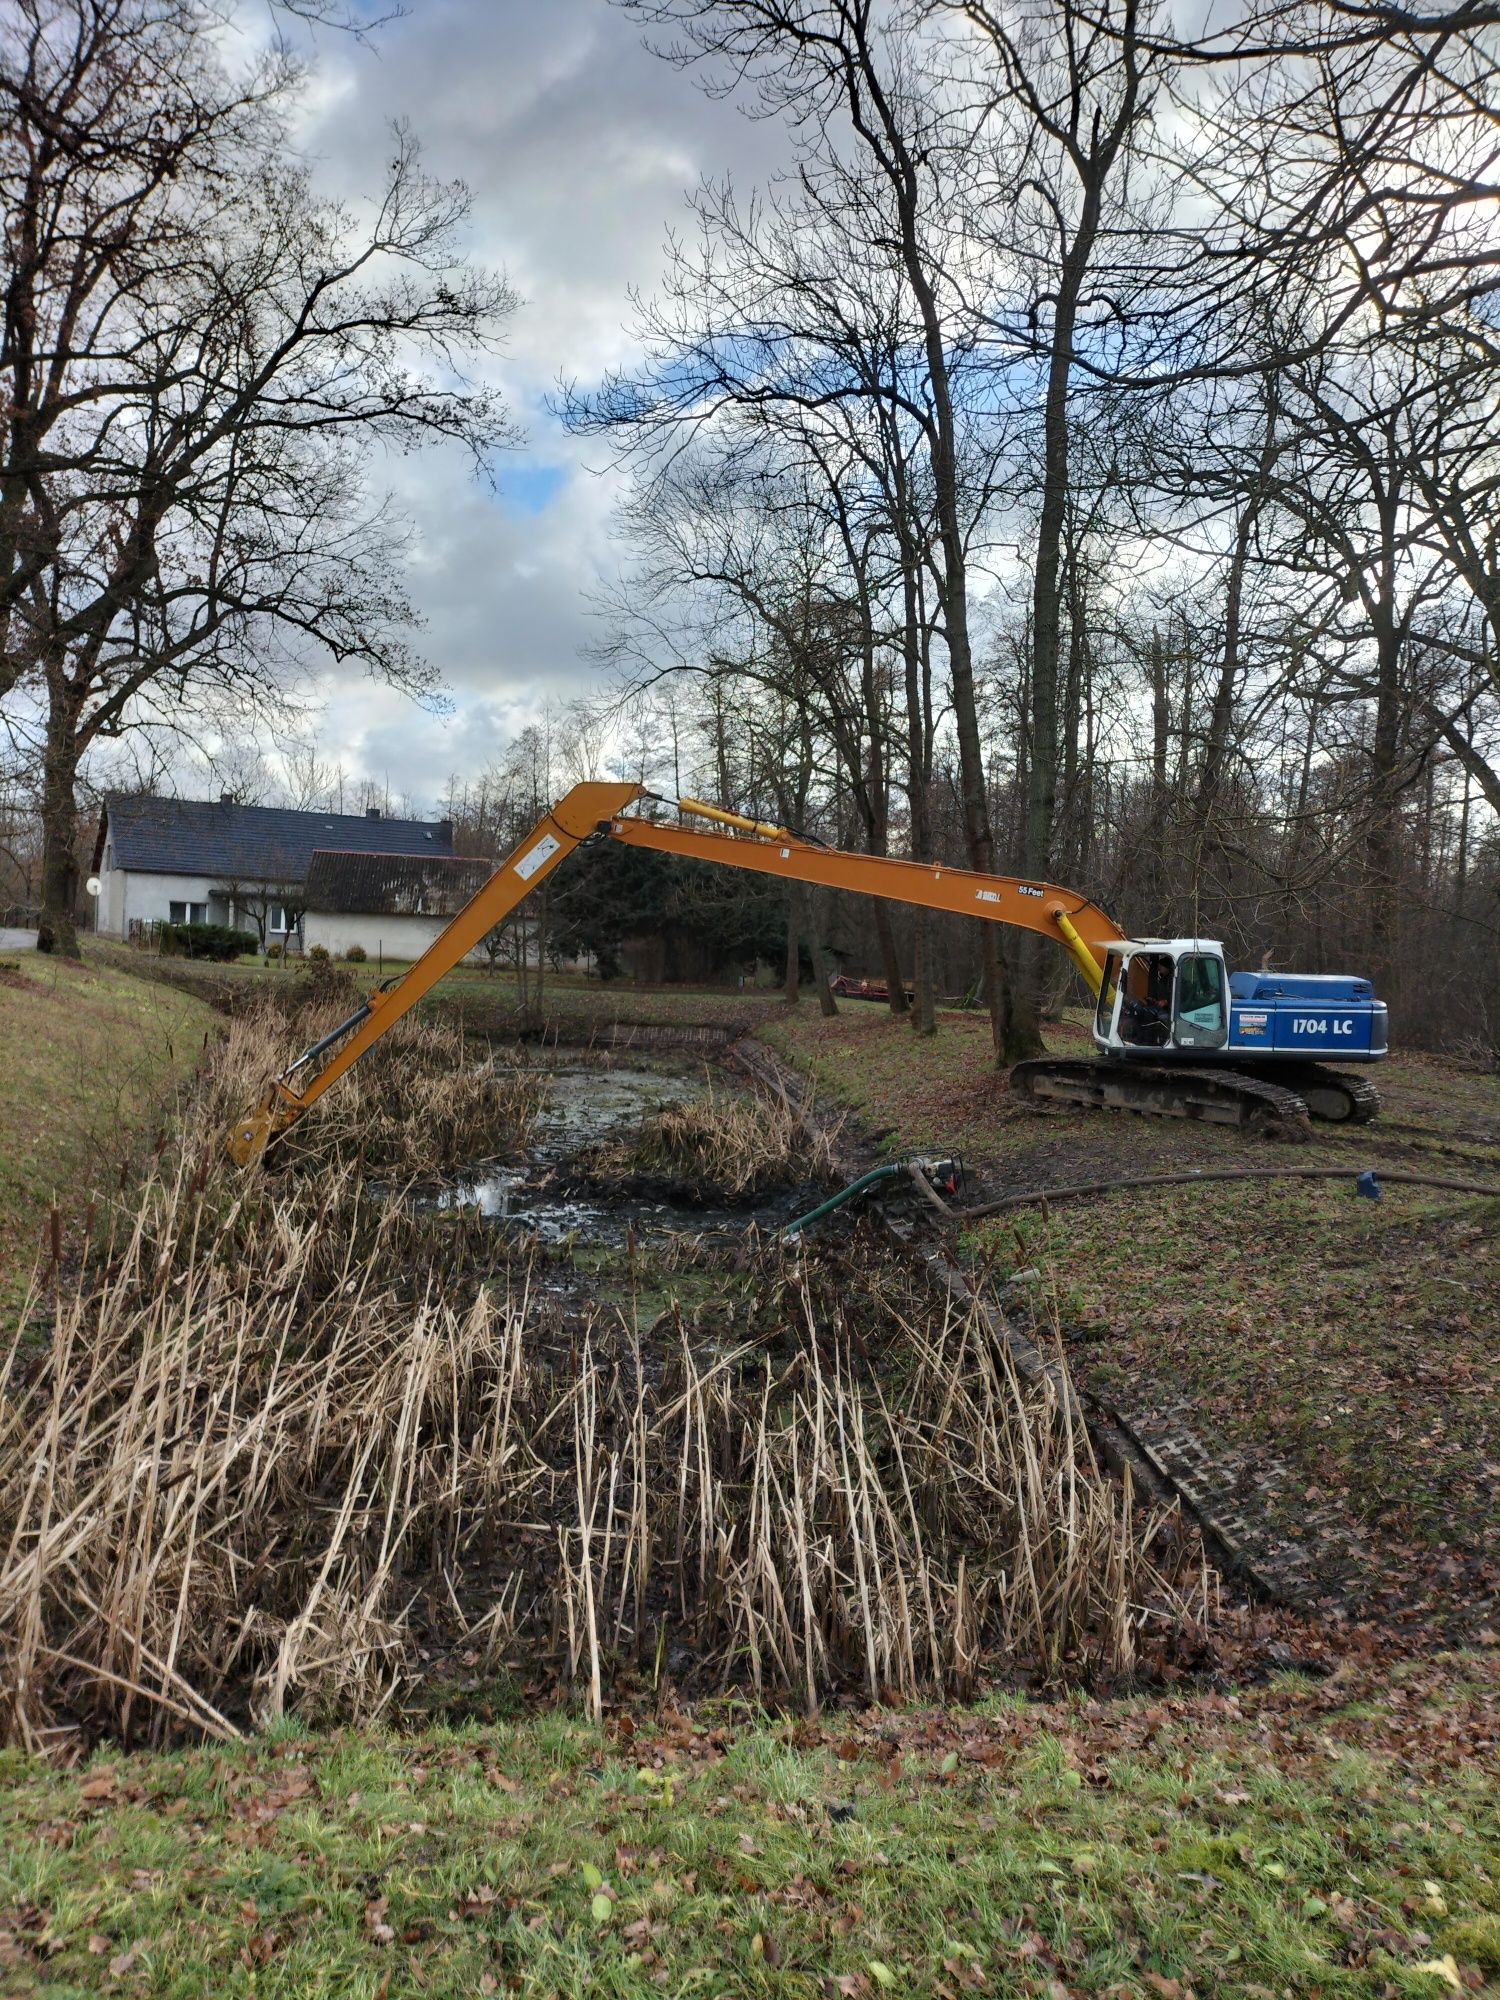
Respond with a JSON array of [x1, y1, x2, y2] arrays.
[[1093, 941, 1231, 1058]]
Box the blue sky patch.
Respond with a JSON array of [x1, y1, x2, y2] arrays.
[[496, 460, 568, 516]]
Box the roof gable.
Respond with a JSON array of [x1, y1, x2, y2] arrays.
[[304, 849, 494, 917], [102, 795, 454, 879]]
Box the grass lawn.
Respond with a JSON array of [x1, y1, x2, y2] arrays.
[[968, 1179, 1499, 1632], [95, 943, 788, 1038], [0, 949, 219, 1312], [2, 1658, 1497, 1998]]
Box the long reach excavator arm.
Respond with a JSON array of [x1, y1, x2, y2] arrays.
[[227, 783, 1127, 1164]]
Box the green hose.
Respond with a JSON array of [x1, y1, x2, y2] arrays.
[[781, 1162, 916, 1238]]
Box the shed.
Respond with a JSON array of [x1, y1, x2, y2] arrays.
[[302, 850, 495, 962]]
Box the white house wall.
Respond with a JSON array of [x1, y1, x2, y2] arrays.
[[94, 866, 229, 936], [93, 861, 485, 963], [95, 853, 127, 936], [303, 910, 485, 963], [93, 864, 302, 940]]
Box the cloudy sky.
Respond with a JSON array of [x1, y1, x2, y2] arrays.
[[271, 0, 788, 810]]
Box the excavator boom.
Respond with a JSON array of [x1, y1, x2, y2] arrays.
[[226, 782, 1380, 1163], [227, 784, 1123, 1162], [606, 815, 1120, 994]]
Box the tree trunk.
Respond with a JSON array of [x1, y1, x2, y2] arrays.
[[536, 880, 548, 1017], [911, 910, 938, 1035], [1018, 223, 1097, 1052], [1365, 620, 1404, 1007], [807, 888, 838, 1017], [872, 900, 906, 1017], [890, 169, 1018, 1060], [36, 698, 82, 958], [899, 504, 938, 1037], [1195, 489, 1257, 865], [784, 890, 801, 1004], [852, 548, 908, 1020], [1363, 464, 1409, 1011]]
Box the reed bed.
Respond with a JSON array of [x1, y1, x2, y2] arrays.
[[201, 986, 547, 1180], [0, 1010, 1211, 1755], [548, 1267, 1210, 1718], [600, 1075, 843, 1198]]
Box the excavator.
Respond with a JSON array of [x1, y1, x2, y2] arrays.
[[226, 782, 1387, 1163]]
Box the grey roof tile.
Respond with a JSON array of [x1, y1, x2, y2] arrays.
[[102, 795, 454, 879], [304, 849, 494, 917]]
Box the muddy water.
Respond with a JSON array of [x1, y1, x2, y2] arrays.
[[424, 1061, 722, 1243]]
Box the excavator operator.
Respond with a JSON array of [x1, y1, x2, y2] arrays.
[[1119, 952, 1174, 1048]]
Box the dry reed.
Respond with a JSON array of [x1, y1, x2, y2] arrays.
[[0, 1012, 1212, 1754], [599, 1075, 843, 1199]]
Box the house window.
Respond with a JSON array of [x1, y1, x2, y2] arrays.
[[269, 904, 290, 933], [169, 900, 208, 925]]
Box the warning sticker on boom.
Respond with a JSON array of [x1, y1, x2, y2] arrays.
[[514, 833, 561, 881]]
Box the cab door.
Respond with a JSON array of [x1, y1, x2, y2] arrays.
[[1172, 951, 1229, 1051], [1093, 951, 1123, 1047]]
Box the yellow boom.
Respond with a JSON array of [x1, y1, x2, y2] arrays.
[[226, 783, 1123, 1163]]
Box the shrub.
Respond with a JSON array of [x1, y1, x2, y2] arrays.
[[344, 943, 368, 963], [162, 921, 257, 962], [289, 958, 360, 1011], [265, 942, 282, 962], [307, 943, 330, 964]]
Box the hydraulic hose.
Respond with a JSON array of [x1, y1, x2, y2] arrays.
[[957, 1162, 1500, 1220], [781, 1162, 914, 1238], [782, 1156, 962, 1238]]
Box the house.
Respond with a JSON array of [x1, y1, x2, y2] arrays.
[[92, 793, 457, 945], [302, 850, 497, 962]]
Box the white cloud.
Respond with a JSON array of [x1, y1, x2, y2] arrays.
[[266, 0, 791, 807]]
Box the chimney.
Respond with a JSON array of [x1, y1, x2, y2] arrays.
[[438, 818, 454, 847], [220, 791, 234, 805], [366, 805, 381, 820]]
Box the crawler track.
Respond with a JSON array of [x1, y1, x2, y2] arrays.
[[1009, 1058, 1312, 1139], [1267, 1063, 1382, 1124]]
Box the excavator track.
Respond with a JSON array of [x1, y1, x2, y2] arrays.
[[1009, 1059, 1313, 1140], [1261, 1064, 1382, 1125]]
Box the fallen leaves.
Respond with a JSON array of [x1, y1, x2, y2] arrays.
[[1413, 1955, 1465, 1992], [363, 1895, 395, 1945], [448, 1884, 499, 1922]]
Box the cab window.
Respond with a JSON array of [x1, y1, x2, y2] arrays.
[[1095, 952, 1120, 1039], [1173, 952, 1227, 1048], [1118, 952, 1175, 1047]]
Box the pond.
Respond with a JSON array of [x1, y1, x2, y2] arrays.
[[422, 1059, 725, 1244]]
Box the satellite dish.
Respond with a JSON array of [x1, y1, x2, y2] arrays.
[[85, 875, 101, 898]]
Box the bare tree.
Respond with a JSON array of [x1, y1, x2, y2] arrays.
[[604, 0, 1036, 1052], [934, 0, 1163, 1047], [0, 0, 519, 955], [213, 870, 307, 961]]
